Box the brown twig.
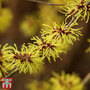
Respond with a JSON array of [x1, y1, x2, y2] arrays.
[[5, 69, 19, 78], [27, 0, 65, 6], [82, 73, 90, 85]]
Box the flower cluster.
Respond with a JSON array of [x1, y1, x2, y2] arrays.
[[59, 0, 90, 23], [39, 4, 64, 26], [50, 72, 84, 90], [0, 44, 12, 77], [31, 36, 66, 62], [27, 80, 50, 90], [0, 0, 90, 77], [36, 19, 82, 62], [26, 71, 84, 90], [6, 43, 44, 74], [41, 21, 82, 45], [20, 15, 39, 37], [0, 8, 13, 33]]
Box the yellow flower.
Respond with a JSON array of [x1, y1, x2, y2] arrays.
[[20, 15, 39, 37], [26, 80, 50, 90], [31, 36, 66, 62], [26, 71, 84, 90], [0, 8, 13, 33], [39, 4, 64, 26], [7, 43, 44, 74], [0, 44, 12, 77], [58, 0, 90, 23], [41, 21, 82, 45], [50, 71, 84, 90]]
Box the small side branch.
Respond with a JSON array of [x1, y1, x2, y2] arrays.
[[5, 69, 19, 78], [65, 17, 76, 28], [0, 0, 2, 9], [27, 0, 65, 6], [82, 73, 90, 85]]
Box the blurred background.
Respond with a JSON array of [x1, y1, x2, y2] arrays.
[[0, 0, 90, 90]]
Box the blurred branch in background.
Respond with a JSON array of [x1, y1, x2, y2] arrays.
[[27, 0, 65, 6], [82, 73, 90, 85]]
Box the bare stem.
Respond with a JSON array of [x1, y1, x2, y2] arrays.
[[5, 69, 19, 78], [27, 0, 65, 6], [86, 1, 90, 5], [82, 73, 90, 85], [65, 16, 75, 28], [0, 0, 2, 10]]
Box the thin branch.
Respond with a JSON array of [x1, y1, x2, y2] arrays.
[[27, 0, 65, 6], [63, 0, 90, 29], [86, 1, 90, 5], [0, 0, 2, 10], [5, 69, 19, 78], [65, 16, 76, 28], [82, 73, 90, 85]]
